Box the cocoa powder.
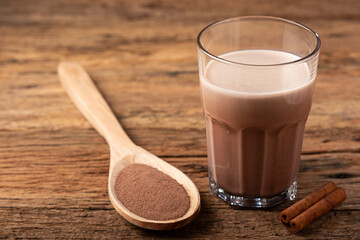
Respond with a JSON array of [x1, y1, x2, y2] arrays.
[[115, 164, 190, 221]]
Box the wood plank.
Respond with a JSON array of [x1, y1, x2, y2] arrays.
[[0, 68, 359, 156], [1, 151, 359, 238], [0, 3, 359, 156]]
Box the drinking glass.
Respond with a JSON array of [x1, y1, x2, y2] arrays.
[[197, 16, 321, 208]]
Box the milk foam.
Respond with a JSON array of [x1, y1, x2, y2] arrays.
[[203, 50, 311, 94]]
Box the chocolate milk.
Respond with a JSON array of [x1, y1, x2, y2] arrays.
[[200, 50, 315, 197]]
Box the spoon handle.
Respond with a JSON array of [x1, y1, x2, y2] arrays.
[[57, 62, 135, 149]]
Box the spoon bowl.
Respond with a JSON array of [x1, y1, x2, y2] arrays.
[[58, 62, 201, 230]]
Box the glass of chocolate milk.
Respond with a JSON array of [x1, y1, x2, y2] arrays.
[[197, 16, 321, 208]]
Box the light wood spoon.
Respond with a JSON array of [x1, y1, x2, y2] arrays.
[[57, 62, 200, 230]]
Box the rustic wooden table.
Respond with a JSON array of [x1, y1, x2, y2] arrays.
[[1, 0, 359, 239]]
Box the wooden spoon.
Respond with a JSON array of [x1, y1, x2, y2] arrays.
[[57, 62, 200, 230]]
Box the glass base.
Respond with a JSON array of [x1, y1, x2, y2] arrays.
[[209, 172, 297, 208]]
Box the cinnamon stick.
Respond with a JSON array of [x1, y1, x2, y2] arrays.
[[279, 182, 346, 233], [280, 181, 337, 223], [287, 188, 346, 233]]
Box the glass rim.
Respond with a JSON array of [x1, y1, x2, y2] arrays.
[[197, 16, 321, 67]]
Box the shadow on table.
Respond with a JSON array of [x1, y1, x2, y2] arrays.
[[136, 196, 216, 239]]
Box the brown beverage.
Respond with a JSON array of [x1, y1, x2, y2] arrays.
[[200, 50, 315, 197]]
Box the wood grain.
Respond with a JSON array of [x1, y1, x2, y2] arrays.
[[0, 0, 359, 239]]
